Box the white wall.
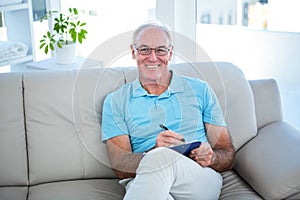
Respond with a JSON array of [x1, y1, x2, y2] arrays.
[[197, 24, 300, 128]]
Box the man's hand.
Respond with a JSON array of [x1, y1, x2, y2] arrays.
[[189, 142, 213, 167], [156, 130, 185, 147], [192, 123, 235, 172]]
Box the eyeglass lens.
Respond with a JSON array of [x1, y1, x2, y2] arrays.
[[136, 46, 170, 56]]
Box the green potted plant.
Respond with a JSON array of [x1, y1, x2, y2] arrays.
[[39, 8, 88, 64]]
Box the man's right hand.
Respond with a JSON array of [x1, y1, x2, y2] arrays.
[[156, 130, 185, 147]]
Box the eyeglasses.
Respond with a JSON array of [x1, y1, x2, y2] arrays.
[[135, 46, 171, 56]]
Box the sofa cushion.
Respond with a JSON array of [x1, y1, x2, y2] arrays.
[[123, 62, 257, 150], [235, 121, 300, 199], [172, 62, 258, 150], [23, 68, 125, 185], [0, 187, 28, 200], [249, 79, 283, 129], [0, 73, 28, 186], [220, 170, 263, 200], [27, 179, 125, 200]]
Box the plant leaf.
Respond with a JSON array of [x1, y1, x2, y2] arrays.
[[47, 31, 51, 38], [39, 43, 46, 49], [39, 7, 87, 55], [50, 43, 54, 51], [45, 45, 49, 54], [57, 42, 62, 48], [74, 8, 78, 15], [70, 22, 76, 27]]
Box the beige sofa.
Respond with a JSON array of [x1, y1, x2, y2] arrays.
[[0, 62, 299, 200]]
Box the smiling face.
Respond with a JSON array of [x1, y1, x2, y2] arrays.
[[131, 27, 173, 85]]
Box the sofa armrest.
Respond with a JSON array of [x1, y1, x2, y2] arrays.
[[234, 121, 300, 200], [249, 79, 283, 129]]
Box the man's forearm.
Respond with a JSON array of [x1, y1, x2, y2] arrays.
[[110, 152, 143, 179], [106, 136, 144, 179], [210, 148, 235, 172]]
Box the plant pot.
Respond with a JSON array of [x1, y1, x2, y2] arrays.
[[54, 42, 76, 65]]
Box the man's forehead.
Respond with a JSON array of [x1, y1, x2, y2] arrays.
[[135, 27, 170, 46]]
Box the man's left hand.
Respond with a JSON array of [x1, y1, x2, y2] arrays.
[[189, 142, 213, 167]]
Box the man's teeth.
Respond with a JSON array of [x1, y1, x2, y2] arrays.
[[146, 65, 159, 68]]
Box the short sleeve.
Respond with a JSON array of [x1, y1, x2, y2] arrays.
[[101, 93, 128, 142], [202, 83, 226, 126]]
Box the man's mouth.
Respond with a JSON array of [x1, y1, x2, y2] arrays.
[[145, 64, 160, 69]]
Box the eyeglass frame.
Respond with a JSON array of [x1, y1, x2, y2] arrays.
[[134, 45, 173, 56]]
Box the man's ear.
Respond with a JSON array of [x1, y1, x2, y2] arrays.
[[168, 46, 174, 61], [130, 44, 136, 59]]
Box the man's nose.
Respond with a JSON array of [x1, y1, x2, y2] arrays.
[[148, 49, 158, 60]]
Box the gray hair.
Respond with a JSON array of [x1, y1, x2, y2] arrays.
[[132, 20, 173, 46]]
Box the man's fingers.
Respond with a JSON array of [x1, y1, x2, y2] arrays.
[[161, 130, 184, 142]]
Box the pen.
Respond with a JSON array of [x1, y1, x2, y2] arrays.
[[159, 124, 169, 130], [159, 124, 185, 142]]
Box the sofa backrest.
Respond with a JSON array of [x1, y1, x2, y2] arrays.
[[123, 62, 258, 150], [0, 62, 259, 185], [249, 79, 283, 129], [0, 73, 28, 186], [23, 68, 125, 185]]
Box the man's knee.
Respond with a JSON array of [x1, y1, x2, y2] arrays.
[[138, 147, 183, 174]]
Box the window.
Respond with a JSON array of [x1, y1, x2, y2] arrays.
[[0, 12, 6, 41], [196, 0, 300, 129], [59, 0, 156, 67], [197, 0, 237, 25], [197, 0, 300, 33], [32, 0, 46, 21]]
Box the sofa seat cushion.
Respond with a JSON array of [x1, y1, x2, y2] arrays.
[[235, 121, 300, 199], [28, 179, 125, 200], [220, 170, 263, 200], [0, 187, 28, 200]]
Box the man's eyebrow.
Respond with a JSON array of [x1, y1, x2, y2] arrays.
[[136, 44, 169, 48]]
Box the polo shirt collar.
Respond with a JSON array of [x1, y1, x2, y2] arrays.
[[132, 79, 148, 97], [132, 70, 185, 98]]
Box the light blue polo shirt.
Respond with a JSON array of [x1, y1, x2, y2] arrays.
[[102, 71, 226, 153]]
